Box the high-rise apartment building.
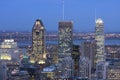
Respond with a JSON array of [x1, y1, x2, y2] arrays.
[[58, 21, 73, 61], [31, 19, 46, 64], [95, 18, 105, 64]]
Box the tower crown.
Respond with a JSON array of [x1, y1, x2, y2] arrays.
[[33, 19, 44, 30], [96, 18, 103, 25]]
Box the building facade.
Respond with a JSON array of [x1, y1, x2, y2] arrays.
[[31, 19, 46, 64], [96, 61, 108, 80], [72, 45, 80, 77], [106, 59, 120, 80], [96, 59, 120, 80], [95, 18, 105, 64], [0, 39, 22, 61], [58, 21, 73, 61], [79, 57, 91, 80], [61, 57, 74, 78], [81, 41, 96, 70]]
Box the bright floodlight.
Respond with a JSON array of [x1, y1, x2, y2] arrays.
[[96, 18, 104, 24]]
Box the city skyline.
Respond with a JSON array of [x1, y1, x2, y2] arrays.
[[0, 1, 120, 79], [0, 0, 120, 32]]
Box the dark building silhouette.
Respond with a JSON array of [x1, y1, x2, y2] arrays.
[[72, 45, 80, 77]]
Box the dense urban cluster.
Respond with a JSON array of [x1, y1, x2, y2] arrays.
[[0, 19, 120, 80]]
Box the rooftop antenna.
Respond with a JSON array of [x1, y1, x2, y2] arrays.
[[62, 0, 64, 20]]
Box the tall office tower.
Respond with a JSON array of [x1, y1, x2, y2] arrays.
[[31, 19, 46, 64], [81, 41, 96, 70], [58, 21, 73, 61], [72, 45, 80, 77], [81, 41, 91, 58], [95, 18, 105, 64]]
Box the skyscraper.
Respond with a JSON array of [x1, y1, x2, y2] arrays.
[[72, 45, 80, 77], [81, 41, 96, 70], [58, 21, 73, 61], [95, 18, 105, 64], [31, 19, 46, 64]]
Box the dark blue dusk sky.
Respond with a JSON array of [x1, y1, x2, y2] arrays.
[[0, 0, 120, 32]]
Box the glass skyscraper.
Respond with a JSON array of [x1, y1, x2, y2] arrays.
[[31, 19, 46, 64], [58, 21, 73, 60], [95, 18, 105, 64]]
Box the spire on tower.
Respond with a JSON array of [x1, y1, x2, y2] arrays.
[[95, 8, 97, 22], [62, 0, 64, 20]]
